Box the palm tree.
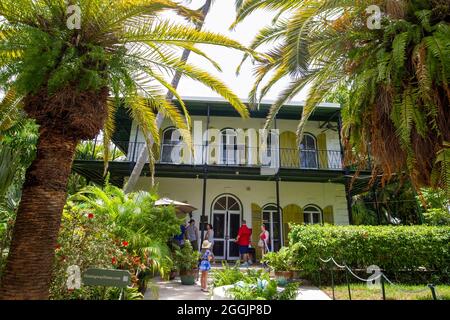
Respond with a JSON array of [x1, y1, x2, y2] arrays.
[[124, 0, 215, 193], [0, 0, 252, 299], [233, 0, 450, 196]]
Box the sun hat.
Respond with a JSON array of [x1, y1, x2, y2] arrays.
[[201, 240, 212, 249]]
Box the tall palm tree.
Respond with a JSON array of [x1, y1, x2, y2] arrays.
[[124, 0, 215, 194], [233, 0, 450, 197], [0, 0, 252, 299]]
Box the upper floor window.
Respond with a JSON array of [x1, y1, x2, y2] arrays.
[[303, 205, 322, 225], [299, 133, 318, 169], [220, 128, 237, 165], [160, 127, 181, 163]]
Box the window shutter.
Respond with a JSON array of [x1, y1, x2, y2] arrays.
[[282, 204, 303, 246], [323, 205, 334, 225], [317, 132, 328, 169], [280, 131, 298, 168], [251, 203, 262, 260]]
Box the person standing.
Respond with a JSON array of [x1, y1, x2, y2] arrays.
[[235, 220, 252, 267], [185, 219, 199, 251], [199, 240, 213, 292], [204, 224, 214, 251], [258, 224, 270, 261]]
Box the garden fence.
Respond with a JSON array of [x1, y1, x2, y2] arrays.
[[318, 257, 440, 300]]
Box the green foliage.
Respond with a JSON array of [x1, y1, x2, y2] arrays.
[[70, 184, 182, 276], [261, 245, 302, 272], [0, 0, 254, 166], [234, 0, 450, 194], [423, 208, 450, 226], [419, 187, 450, 226], [211, 263, 299, 300], [172, 241, 200, 272], [289, 225, 450, 283], [49, 204, 125, 300]]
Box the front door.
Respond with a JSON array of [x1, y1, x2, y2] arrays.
[[211, 195, 241, 260], [262, 204, 282, 252]]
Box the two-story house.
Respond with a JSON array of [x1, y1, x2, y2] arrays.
[[73, 97, 371, 261]]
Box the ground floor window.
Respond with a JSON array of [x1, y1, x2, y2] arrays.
[[303, 205, 322, 225]]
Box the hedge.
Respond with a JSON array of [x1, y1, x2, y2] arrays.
[[288, 225, 450, 283]]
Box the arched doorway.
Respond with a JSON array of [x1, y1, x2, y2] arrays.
[[262, 204, 282, 252], [211, 194, 242, 260]]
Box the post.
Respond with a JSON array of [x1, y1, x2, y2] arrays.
[[428, 284, 438, 300], [381, 274, 386, 300], [345, 269, 352, 300], [373, 185, 382, 225], [200, 104, 211, 244], [331, 267, 335, 300]]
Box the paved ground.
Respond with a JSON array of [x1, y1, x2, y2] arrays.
[[144, 278, 210, 300], [144, 265, 331, 300]]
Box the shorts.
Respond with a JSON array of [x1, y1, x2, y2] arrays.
[[239, 245, 249, 255]]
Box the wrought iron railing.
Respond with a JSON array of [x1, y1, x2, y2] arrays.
[[76, 140, 365, 171]]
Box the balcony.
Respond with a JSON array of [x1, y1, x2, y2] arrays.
[[75, 141, 346, 171]]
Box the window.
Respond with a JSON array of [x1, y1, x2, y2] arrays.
[[303, 205, 322, 225], [299, 133, 318, 168], [220, 128, 237, 165], [160, 127, 181, 163]]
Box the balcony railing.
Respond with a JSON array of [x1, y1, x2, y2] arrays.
[[76, 140, 356, 171]]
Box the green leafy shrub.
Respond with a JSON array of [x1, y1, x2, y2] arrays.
[[289, 225, 450, 283], [261, 245, 304, 272], [172, 241, 200, 272], [225, 271, 299, 300]]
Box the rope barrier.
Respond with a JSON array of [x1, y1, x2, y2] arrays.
[[319, 256, 439, 300]]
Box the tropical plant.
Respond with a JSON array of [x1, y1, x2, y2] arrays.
[[233, 0, 450, 197], [211, 262, 246, 287], [261, 247, 294, 272], [172, 241, 200, 273], [124, 0, 215, 193], [0, 0, 254, 299], [225, 271, 299, 300], [49, 203, 126, 300], [71, 184, 181, 277], [419, 187, 450, 225]]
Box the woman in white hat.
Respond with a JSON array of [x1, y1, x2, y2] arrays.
[[199, 240, 213, 292]]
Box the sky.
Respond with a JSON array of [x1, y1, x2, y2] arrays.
[[169, 0, 310, 102]]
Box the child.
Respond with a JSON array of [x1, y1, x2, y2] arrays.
[[199, 240, 213, 292]]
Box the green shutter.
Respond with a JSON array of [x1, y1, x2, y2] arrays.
[[282, 204, 303, 245], [323, 205, 334, 225], [317, 133, 328, 169]]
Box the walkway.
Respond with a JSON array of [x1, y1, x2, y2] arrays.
[[144, 265, 331, 300], [144, 278, 210, 300]]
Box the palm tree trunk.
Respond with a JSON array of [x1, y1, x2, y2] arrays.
[[0, 129, 78, 299], [123, 0, 213, 194]]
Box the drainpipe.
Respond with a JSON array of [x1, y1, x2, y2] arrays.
[[274, 116, 282, 248], [200, 104, 211, 244]]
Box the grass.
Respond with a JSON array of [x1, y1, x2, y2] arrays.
[[321, 284, 450, 300]]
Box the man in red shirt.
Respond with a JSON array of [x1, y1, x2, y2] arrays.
[[235, 220, 252, 267]]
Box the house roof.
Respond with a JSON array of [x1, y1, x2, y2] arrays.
[[172, 96, 341, 121]]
